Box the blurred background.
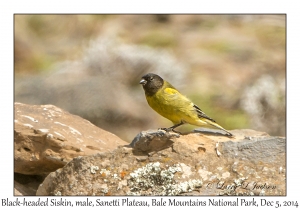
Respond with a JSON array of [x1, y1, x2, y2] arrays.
[[14, 14, 286, 142]]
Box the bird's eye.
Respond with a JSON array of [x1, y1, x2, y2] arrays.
[[150, 77, 153, 81]]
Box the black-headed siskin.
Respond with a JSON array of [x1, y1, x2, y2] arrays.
[[139, 73, 233, 136]]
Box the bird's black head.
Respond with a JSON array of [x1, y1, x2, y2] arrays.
[[139, 73, 164, 96]]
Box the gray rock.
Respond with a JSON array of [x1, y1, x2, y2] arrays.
[[220, 136, 285, 161], [130, 129, 179, 152]]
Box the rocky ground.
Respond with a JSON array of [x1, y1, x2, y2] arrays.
[[14, 103, 286, 196]]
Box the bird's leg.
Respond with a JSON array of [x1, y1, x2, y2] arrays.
[[159, 121, 184, 134], [168, 121, 184, 131]]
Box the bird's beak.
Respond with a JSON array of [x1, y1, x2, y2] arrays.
[[139, 79, 147, 85]]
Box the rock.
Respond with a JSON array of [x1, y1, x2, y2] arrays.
[[37, 129, 286, 196], [129, 130, 179, 153], [14, 102, 126, 176]]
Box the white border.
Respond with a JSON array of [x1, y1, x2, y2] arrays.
[[2, 1, 299, 209]]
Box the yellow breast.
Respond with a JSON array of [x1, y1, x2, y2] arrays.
[[146, 87, 198, 125]]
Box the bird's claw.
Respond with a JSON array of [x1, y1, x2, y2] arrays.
[[159, 127, 170, 132], [159, 128, 182, 134]]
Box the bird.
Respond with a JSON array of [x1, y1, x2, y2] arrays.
[[139, 73, 233, 136]]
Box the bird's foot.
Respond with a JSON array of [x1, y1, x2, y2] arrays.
[[159, 127, 171, 132], [159, 127, 182, 135]]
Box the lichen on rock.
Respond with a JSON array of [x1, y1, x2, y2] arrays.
[[127, 162, 202, 195]]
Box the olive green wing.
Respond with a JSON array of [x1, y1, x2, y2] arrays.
[[193, 104, 216, 122], [164, 82, 216, 122]]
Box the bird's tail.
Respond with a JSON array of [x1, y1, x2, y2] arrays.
[[203, 119, 233, 137]]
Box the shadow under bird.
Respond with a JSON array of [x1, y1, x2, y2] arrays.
[[139, 73, 233, 137]]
